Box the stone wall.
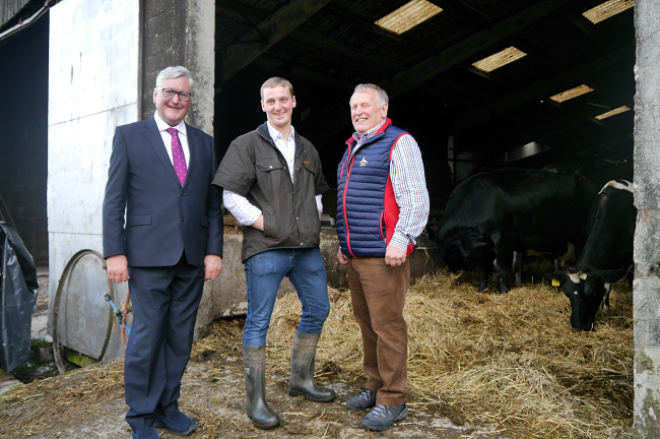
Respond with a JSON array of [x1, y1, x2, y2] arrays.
[[633, 1, 660, 437]]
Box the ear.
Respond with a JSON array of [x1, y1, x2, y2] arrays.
[[261, 100, 266, 112], [153, 88, 158, 104], [543, 271, 566, 287], [291, 95, 297, 108]]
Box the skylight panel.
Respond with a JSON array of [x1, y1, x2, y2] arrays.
[[549, 84, 594, 103], [595, 105, 631, 120], [472, 47, 527, 72], [375, 0, 443, 35], [583, 0, 634, 24]]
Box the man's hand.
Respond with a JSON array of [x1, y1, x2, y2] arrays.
[[204, 254, 223, 281], [251, 215, 264, 231], [337, 249, 348, 265], [385, 245, 407, 267], [106, 255, 129, 283]]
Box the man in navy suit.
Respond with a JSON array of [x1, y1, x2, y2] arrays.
[[103, 66, 223, 439]]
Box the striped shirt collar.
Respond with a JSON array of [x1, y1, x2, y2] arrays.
[[353, 119, 387, 146]]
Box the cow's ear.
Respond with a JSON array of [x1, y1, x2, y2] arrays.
[[543, 271, 566, 287]]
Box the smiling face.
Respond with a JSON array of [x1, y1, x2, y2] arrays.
[[153, 76, 191, 126], [261, 85, 297, 130], [350, 89, 388, 136]]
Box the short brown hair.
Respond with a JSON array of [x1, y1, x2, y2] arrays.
[[260, 77, 294, 100]]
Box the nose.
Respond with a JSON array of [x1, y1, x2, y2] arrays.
[[170, 93, 181, 103]]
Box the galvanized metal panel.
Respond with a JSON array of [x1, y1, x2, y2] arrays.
[[0, 0, 31, 29]]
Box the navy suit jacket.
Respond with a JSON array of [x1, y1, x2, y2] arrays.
[[103, 117, 223, 267]]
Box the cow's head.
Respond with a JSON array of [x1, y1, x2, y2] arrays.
[[544, 267, 606, 332]]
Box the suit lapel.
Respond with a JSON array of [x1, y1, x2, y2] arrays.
[[143, 117, 182, 186], [184, 124, 198, 188]]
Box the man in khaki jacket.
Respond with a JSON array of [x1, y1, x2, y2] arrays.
[[213, 77, 334, 430]]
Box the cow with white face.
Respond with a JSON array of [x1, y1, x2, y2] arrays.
[[544, 180, 636, 332]]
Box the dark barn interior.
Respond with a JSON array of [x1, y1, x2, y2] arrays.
[[0, 10, 49, 266], [214, 0, 635, 216]]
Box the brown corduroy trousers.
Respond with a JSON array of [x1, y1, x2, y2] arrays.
[[346, 257, 410, 406]]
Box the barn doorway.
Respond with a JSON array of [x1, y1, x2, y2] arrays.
[[0, 11, 49, 267]]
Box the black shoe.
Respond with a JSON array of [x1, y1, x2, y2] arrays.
[[153, 409, 197, 436], [346, 389, 377, 411], [360, 403, 408, 431]]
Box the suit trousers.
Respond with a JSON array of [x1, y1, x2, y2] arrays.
[[124, 253, 204, 430], [347, 257, 410, 407]]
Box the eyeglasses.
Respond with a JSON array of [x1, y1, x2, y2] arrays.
[[160, 88, 191, 102]]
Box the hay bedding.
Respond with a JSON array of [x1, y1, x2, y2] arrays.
[[266, 267, 633, 439], [0, 266, 632, 438]]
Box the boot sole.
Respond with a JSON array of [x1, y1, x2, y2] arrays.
[[153, 420, 197, 436], [361, 406, 409, 431], [247, 414, 281, 430], [288, 388, 336, 402]]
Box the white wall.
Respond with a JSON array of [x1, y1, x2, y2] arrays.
[[48, 0, 139, 332]]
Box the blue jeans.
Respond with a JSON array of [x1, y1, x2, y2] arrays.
[[243, 248, 330, 346]]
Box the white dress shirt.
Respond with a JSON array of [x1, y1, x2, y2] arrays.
[[154, 111, 190, 165], [223, 122, 323, 226]]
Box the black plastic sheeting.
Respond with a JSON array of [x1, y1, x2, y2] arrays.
[[0, 221, 38, 372]]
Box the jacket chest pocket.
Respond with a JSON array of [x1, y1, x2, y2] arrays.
[[256, 157, 285, 174]]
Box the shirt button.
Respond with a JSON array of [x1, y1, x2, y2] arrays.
[[300, 242, 304, 246], [269, 165, 273, 169], [296, 217, 299, 221]]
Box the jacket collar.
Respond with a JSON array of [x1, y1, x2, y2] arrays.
[[256, 121, 305, 159]]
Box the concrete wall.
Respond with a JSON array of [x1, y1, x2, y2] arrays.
[[139, 0, 216, 339], [47, 0, 139, 332], [633, 1, 660, 437]]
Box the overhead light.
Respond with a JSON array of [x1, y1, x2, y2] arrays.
[[583, 0, 634, 24], [375, 0, 442, 35], [549, 84, 593, 103], [596, 105, 631, 120], [472, 47, 527, 72]]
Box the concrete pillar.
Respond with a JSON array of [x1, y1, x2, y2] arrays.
[[633, 1, 660, 437], [140, 0, 215, 339]]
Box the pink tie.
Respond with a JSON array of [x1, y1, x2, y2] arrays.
[[166, 128, 188, 186]]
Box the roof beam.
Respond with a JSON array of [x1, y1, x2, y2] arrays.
[[452, 43, 634, 133], [455, 91, 632, 154], [301, 0, 575, 147], [220, 0, 331, 83], [514, 122, 633, 169], [380, 0, 574, 98]]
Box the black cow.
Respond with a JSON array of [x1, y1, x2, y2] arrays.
[[436, 169, 599, 292], [544, 180, 636, 332]]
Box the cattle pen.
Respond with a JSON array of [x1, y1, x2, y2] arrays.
[[0, 262, 633, 439]]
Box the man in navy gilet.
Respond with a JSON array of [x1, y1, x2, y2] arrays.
[[336, 84, 429, 431]]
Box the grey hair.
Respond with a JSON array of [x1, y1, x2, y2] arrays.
[[352, 83, 388, 106], [155, 66, 194, 89]]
